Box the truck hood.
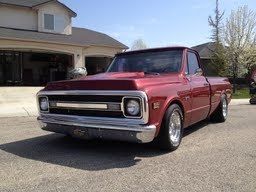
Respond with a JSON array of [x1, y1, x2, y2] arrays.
[[44, 72, 181, 91]]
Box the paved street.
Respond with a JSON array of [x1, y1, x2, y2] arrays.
[[0, 104, 255, 192]]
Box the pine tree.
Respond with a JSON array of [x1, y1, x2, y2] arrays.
[[208, 0, 227, 77]]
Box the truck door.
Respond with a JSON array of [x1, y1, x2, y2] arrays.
[[187, 51, 211, 124]]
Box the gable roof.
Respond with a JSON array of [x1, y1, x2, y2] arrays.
[[0, 27, 128, 49], [191, 42, 216, 59], [0, 0, 76, 17]]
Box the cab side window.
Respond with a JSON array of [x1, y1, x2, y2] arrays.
[[187, 52, 199, 75]]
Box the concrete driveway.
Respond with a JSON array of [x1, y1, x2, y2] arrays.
[[0, 104, 255, 192]]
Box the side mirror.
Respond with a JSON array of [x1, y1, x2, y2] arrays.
[[194, 68, 203, 76]]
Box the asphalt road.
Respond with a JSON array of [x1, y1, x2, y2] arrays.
[[0, 104, 255, 192]]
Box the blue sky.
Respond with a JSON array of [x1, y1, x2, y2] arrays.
[[61, 0, 256, 48]]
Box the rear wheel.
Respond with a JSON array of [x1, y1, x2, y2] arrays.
[[249, 97, 256, 104], [157, 104, 184, 151], [210, 94, 228, 122]]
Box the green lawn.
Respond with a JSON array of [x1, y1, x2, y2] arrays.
[[232, 88, 250, 99]]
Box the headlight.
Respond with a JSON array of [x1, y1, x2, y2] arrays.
[[125, 99, 141, 117], [39, 97, 49, 112]]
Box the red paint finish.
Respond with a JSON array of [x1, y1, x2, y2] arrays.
[[43, 47, 232, 137]]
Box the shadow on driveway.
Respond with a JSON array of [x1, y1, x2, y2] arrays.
[[0, 121, 209, 171]]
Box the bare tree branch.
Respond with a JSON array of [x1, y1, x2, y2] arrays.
[[131, 39, 147, 50]]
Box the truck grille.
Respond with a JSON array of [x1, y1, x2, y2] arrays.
[[46, 95, 125, 118], [47, 95, 123, 103], [49, 108, 124, 118]]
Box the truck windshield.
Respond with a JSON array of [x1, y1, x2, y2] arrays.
[[107, 50, 183, 74]]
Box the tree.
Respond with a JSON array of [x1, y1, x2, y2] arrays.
[[208, 0, 227, 76], [224, 6, 256, 93], [131, 39, 147, 50], [208, 0, 224, 44], [241, 44, 256, 73]]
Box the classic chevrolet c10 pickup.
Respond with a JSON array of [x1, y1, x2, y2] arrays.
[[37, 47, 232, 151]]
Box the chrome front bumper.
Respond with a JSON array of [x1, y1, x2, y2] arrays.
[[38, 114, 156, 143]]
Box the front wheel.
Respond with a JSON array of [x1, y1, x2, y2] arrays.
[[157, 104, 184, 151]]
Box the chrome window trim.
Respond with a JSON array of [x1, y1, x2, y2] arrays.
[[37, 90, 149, 124]]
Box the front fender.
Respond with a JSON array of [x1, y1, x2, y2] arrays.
[[144, 83, 190, 136]]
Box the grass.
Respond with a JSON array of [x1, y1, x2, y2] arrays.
[[232, 88, 250, 99]]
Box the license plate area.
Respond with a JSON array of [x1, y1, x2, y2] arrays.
[[73, 129, 88, 137]]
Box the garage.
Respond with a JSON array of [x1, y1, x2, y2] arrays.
[[85, 56, 113, 75], [0, 51, 73, 86]]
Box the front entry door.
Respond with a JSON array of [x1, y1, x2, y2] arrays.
[[0, 52, 4, 85]]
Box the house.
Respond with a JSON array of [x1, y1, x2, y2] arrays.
[[191, 42, 217, 76], [0, 0, 128, 86]]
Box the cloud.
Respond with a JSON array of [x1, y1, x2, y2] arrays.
[[105, 27, 145, 49], [191, 5, 204, 9], [149, 18, 158, 24], [106, 25, 145, 41]]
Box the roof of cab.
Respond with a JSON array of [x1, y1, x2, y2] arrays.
[[117, 46, 193, 56]]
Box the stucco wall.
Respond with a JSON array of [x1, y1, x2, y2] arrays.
[[37, 2, 72, 35], [83, 46, 123, 57], [0, 5, 38, 30]]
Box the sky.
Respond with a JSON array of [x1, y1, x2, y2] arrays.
[[61, 0, 256, 48]]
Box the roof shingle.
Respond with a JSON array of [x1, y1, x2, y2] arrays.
[[0, 0, 77, 17], [191, 42, 215, 59], [0, 27, 128, 49], [0, 0, 51, 7]]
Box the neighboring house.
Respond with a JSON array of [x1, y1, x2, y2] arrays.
[[192, 42, 217, 76], [0, 0, 128, 86]]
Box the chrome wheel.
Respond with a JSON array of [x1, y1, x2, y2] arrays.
[[222, 98, 228, 118], [169, 110, 182, 146]]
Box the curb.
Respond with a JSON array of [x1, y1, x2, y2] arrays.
[[230, 99, 250, 106]]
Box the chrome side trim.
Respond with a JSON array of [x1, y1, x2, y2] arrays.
[[37, 90, 149, 124]]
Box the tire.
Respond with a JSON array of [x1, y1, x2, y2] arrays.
[[210, 94, 228, 123], [249, 97, 256, 104], [157, 104, 184, 151]]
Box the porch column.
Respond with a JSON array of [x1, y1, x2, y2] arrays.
[[73, 49, 84, 68]]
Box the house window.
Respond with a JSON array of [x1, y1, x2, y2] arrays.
[[44, 14, 54, 30]]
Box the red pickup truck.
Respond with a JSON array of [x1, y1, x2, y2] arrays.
[[37, 47, 232, 151]]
